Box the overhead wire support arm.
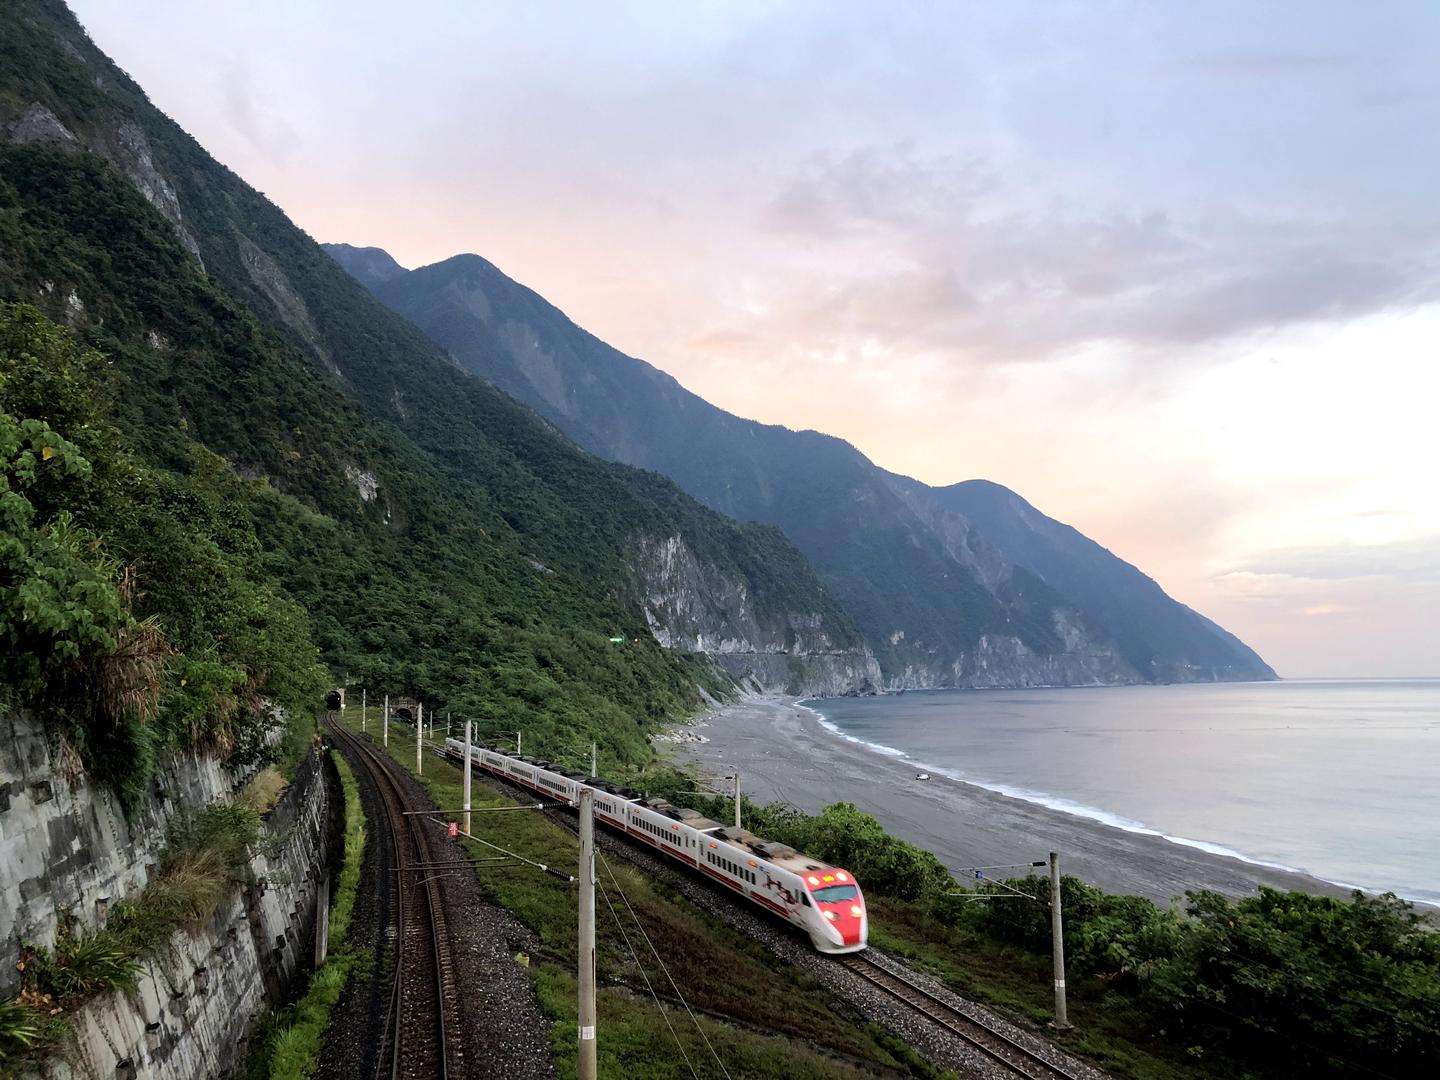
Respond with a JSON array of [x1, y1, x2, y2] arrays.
[[432, 813, 577, 882]]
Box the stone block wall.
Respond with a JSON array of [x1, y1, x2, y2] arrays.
[[0, 711, 333, 1079]]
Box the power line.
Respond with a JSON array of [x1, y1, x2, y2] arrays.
[[596, 876, 700, 1080], [598, 852, 733, 1080]]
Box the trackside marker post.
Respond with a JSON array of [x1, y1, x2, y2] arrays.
[[578, 788, 597, 1080]]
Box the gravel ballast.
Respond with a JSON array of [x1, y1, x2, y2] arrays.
[[321, 735, 555, 1080]]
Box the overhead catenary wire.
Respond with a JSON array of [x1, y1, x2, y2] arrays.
[[596, 876, 701, 1080], [598, 851, 733, 1080]]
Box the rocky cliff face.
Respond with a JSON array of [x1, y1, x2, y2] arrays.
[[629, 534, 882, 696]]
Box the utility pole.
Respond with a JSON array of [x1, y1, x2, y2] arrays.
[[417, 701, 424, 775], [734, 771, 742, 829], [590, 741, 597, 777], [577, 788, 598, 1080], [361, 688, 367, 733], [383, 694, 389, 747], [1050, 851, 1069, 1028], [463, 719, 473, 837], [447, 711, 452, 739], [517, 730, 522, 756]]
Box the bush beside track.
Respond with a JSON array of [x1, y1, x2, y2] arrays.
[[638, 767, 1440, 1080]]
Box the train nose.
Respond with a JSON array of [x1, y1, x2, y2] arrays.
[[821, 906, 865, 947]]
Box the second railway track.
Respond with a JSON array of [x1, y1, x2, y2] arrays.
[[328, 720, 461, 1080], [835, 953, 1085, 1080]]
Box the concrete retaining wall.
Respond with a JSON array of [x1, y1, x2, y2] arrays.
[[0, 711, 333, 1079]]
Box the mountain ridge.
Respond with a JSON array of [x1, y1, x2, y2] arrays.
[[326, 243, 1276, 687], [0, 0, 881, 762]]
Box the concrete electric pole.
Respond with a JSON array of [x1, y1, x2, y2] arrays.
[[1050, 850, 1069, 1028], [417, 701, 424, 775], [463, 719, 473, 837], [578, 788, 598, 1080]]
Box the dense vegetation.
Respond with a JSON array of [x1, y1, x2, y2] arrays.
[[0, 0, 871, 784], [642, 769, 1439, 1079], [0, 303, 326, 809]]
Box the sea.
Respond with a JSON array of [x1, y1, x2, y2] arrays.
[[807, 679, 1440, 906]]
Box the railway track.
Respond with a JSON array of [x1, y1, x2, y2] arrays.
[[328, 719, 460, 1080], [439, 741, 1093, 1080], [835, 953, 1084, 1080]]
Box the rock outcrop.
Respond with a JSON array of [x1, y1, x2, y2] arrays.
[[0, 711, 334, 1079], [630, 533, 881, 696]]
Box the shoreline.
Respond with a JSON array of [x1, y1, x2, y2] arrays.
[[670, 692, 1419, 908]]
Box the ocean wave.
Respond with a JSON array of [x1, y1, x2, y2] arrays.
[[798, 700, 1434, 905]]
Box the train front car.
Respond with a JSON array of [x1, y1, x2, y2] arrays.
[[800, 867, 868, 953]]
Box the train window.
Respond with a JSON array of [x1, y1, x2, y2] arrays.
[[801, 893, 811, 907], [811, 884, 858, 903]]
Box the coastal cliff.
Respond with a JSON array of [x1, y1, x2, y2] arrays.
[[629, 533, 882, 696]]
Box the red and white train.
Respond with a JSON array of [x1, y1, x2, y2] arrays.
[[442, 738, 868, 953]]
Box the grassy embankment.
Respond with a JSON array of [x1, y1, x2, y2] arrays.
[[336, 712, 944, 1080], [243, 751, 368, 1080]]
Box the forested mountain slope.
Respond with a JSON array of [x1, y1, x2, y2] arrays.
[[332, 248, 1274, 686], [0, 0, 878, 802]]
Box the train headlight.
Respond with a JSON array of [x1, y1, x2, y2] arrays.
[[824, 910, 837, 921], [851, 905, 863, 917]]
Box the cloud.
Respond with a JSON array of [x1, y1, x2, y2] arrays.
[[1231, 535, 1440, 584], [743, 144, 1440, 368], [1156, 50, 1357, 81], [218, 62, 298, 165]]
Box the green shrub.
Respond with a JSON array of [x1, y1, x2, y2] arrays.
[[0, 996, 66, 1069], [25, 923, 139, 999]]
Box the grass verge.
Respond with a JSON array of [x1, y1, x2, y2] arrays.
[[246, 750, 367, 1080]]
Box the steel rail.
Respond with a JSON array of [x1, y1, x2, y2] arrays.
[[836, 953, 1085, 1080], [328, 718, 457, 1080]]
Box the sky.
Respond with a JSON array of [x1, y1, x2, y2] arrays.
[[71, 1, 1439, 678]]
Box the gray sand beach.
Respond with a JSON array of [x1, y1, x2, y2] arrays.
[[672, 694, 1359, 906]]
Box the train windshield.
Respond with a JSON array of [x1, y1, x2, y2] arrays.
[[811, 884, 858, 903]]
